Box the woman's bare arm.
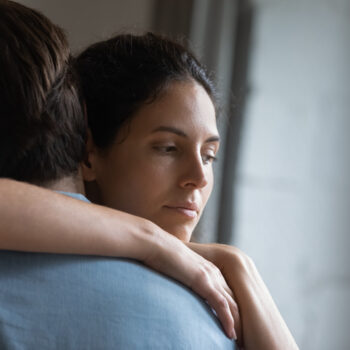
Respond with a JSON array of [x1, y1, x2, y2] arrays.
[[0, 178, 239, 340], [0, 178, 159, 259], [187, 242, 299, 350]]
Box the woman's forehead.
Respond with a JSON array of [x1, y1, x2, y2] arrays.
[[128, 81, 218, 138]]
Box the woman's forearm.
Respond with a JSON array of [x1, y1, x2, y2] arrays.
[[0, 178, 157, 259], [227, 251, 298, 350], [187, 242, 299, 350]]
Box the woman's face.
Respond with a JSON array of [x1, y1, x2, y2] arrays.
[[86, 81, 219, 241]]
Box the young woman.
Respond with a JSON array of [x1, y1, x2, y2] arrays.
[[0, 33, 298, 349]]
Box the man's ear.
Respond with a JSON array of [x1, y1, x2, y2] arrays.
[[81, 129, 98, 182]]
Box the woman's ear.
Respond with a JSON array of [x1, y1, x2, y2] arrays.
[[81, 129, 98, 182]]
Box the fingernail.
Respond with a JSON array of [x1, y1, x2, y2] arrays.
[[232, 328, 237, 340]]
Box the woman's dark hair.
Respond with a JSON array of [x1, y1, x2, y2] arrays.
[[75, 32, 216, 150], [0, 0, 86, 184]]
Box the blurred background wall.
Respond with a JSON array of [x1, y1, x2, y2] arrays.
[[17, 0, 156, 52], [234, 1, 350, 349], [15, 0, 350, 348]]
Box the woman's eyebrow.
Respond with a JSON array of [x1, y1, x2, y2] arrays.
[[151, 126, 220, 143], [205, 135, 220, 143], [151, 126, 187, 137]]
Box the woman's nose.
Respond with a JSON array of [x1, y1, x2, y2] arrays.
[[179, 154, 208, 189]]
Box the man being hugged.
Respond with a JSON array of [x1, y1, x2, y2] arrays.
[[0, 1, 236, 349]]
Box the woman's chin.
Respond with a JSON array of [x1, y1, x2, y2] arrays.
[[157, 221, 193, 242]]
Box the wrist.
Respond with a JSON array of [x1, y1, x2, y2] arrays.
[[129, 216, 166, 263]]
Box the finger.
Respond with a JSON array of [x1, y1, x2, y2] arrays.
[[205, 287, 236, 339], [210, 271, 241, 343], [222, 288, 242, 345], [196, 264, 237, 339], [222, 283, 234, 298], [188, 257, 236, 339]]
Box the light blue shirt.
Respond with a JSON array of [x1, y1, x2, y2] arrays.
[[0, 192, 235, 349]]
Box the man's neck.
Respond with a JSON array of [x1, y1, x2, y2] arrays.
[[42, 174, 85, 195]]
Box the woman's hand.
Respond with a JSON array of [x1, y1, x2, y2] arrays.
[[186, 242, 299, 350], [141, 226, 241, 341]]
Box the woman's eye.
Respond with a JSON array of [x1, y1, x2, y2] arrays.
[[202, 154, 217, 164], [154, 145, 177, 153]]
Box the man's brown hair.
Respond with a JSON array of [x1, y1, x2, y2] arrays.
[[0, 0, 86, 184]]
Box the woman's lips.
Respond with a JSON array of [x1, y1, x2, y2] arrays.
[[163, 206, 198, 218]]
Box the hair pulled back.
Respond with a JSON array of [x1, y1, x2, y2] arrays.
[[75, 32, 216, 150]]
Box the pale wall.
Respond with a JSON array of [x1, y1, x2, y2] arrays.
[[233, 1, 350, 349], [17, 0, 155, 52]]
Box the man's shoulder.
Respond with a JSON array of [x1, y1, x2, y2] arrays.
[[0, 251, 234, 349]]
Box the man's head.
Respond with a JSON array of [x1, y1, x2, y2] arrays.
[[0, 0, 86, 187]]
